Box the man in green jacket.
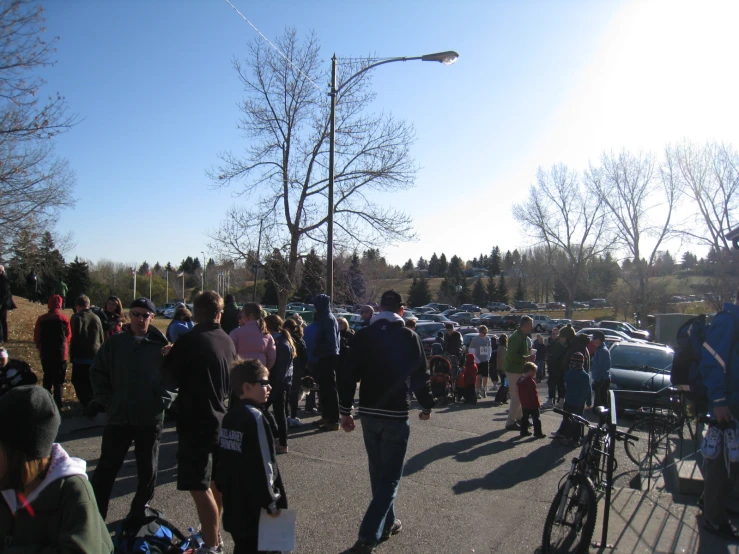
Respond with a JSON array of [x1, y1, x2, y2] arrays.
[[90, 297, 175, 520], [503, 315, 536, 430]]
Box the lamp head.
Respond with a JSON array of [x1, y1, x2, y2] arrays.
[[421, 51, 459, 65]]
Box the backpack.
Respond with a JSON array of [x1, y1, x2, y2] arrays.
[[113, 508, 189, 554]]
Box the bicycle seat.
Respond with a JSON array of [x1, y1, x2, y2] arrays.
[[594, 406, 609, 417]]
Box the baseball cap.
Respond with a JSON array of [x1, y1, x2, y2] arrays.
[[379, 290, 405, 310], [130, 297, 156, 313]]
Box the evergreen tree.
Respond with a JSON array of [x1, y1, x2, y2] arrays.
[[503, 250, 514, 271], [37, 232, 65, 300], [297, 248, 324, 301], [486, 275, 498, 303], [448, 255, 463, 283], [402, 259, 414, 272], [514, 278, 525, 301], [472, 277, 486, 306], [512, 249, 521, 267], [457, 278, 471, 304], [416, 257, 428, 271], [262, 249, 291, 306], [438, 253, 448, 277], [681, 251, 697, 269], [498, 274, 509, 304], [66, 257, 91, 303], [138, 261, 150, 276], [153, 262, 162, 274], [428, 253, 440, 276], [490, 246, 502, 276], [348, 252, 366, 301], [437, 277, 454, 303], [413, 275, 432, 306]]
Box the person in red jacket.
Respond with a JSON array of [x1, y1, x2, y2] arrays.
[[517, 362, 544, 438], [33, 295, 71, 409], [456, 353, 478, 405]]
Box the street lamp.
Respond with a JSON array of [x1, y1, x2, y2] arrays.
[[201, 251, 206, 292], [326, 51, 458, 302]]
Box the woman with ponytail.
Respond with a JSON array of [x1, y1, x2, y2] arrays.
[[228, 303, 276, 369], [265, 314, 296, 454]]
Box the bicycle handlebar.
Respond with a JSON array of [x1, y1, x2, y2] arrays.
[[552, 407, 639, 442]]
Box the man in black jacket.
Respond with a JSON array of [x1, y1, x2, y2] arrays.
[[69, 295, 104, 407], [162, 291, 237, 553], [339, 290, 434, 554], [220, 294, 240, 335]]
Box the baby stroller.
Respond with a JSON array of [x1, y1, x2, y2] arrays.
[[429, 354, 453, 405]]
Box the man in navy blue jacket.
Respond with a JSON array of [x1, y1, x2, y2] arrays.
[[699, 287, 739, 540], [339, 290, 434, 553], [311, 294, 340, 430]]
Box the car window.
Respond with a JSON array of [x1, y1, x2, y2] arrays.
[[611, 346, 672, 372]]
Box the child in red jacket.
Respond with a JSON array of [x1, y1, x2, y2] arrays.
[[517, 362, 544, 438], [456, 353, 478, 405]]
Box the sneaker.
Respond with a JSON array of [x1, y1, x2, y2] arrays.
[[380, 518, 402, 541], [725, 423, 739, 463], [482, 390, 487, 398], [702, 424, 723, 460], [318, 422, 340, 431], [275, 444, 288, 454], [505, 422, 521, 430], [287, 417, 304, 428], [345, 540, 376, 553], [550, 431, 564, 438], [704, 520, 739, 541], [194, 547, 223, 554], [555, 400, 565, 409], [477, 393, 482, 400], [542, 400, 553, 410]]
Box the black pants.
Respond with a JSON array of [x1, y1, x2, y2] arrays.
[[521, 408, 542, 436], [593, 379, 611, 407], [548, 371, 566, 402], [41, 359, 67, 409], [266, 383, 291, 446], [0, 308, 7, 342], [71, 363, 94, 407], [316, 355, 339, 423], [91, 423, 162, 519], [458, 385, 477, 404]]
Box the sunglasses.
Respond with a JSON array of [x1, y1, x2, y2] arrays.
[[130, 311, 153, 320], [248, 379, 271, 387]]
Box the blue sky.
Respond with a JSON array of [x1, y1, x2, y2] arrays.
[[43, 0, 739, 269]]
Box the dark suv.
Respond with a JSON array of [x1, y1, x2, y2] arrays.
[[500, 314, 521, 330]]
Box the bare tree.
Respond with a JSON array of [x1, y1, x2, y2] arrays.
[[513, 164, 608, 318], [586, 150, 681, 319], [208, 29, 417, 314], [0, 0, 77, 248], [670, 140, 739, 250]]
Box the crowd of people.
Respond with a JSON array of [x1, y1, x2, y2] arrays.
[[16, 281, 739, 551]]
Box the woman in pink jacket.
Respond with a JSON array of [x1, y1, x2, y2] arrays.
[[229, 302, 276, 368]]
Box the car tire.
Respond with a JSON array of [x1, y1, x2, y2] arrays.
[[535, 325, 543, 332]]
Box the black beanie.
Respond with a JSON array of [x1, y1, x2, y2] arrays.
[[0, 386, 60, 459]]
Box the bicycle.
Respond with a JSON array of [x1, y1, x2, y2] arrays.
[[541, 406, 638, 554], [621, 388, 699, 469]]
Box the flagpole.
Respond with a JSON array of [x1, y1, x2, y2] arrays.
[[166, 270, 169, 303], [132, 266, 137, 300], [149, 272, 152, 299]]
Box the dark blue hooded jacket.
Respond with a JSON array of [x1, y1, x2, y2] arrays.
[[311, 294, 340, 358]]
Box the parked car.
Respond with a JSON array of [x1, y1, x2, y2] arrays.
[[421, 303, 454, 312], [576, 327, 648, 343], [598, 320, 651, 341], [543, 318, 572, 332], [499, 314, 522, 330], [589, 298, 609, 308], [441, 308, 463, 317], [514, 300, 538, 311], [530, 314, 553, 333], [572, 301, 588, 310], [487, 302, 512, 312], [546, 302, 566, 310], [572, 319, 596, 330], [412, 306, 437, 314], [417, 313, 456, 324], [482, 314, 503, 328], [608, 342, 675, 411], [449, 311, 474, 325], [459, 304, 482, 313], [156, 302, 175, 316], [287, 302, 314, 311]]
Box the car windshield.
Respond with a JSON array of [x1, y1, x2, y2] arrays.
[[611, 345, 672, 372]]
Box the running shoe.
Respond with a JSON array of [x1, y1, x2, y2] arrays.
[[702, 424, 723, 460], [541, 400, 553, 409], [725, 421, 739, 463]]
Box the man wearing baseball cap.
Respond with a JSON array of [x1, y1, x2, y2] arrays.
[[590, 330, 611, 408], [90, 297, 176, 520], [339, 290, 434, 553]]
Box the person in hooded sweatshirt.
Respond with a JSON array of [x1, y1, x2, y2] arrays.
[[33, 295, 72, 409], [456, 353, 478, 405], [0, 385, 113, 553], [220, 295, 241, 335], [311, 294, 340, 431]]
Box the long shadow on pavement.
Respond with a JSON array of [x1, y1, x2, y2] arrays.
[[404, 428, 509, 476], [453, 440, 569, 494]]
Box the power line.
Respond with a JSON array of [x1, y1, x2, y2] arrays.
[[223, 0, 322, 92]]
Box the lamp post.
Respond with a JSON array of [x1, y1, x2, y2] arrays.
[[201, 251, 206, 292], [326, 51, 458, 302]]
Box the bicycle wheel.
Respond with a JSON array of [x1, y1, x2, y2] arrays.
[[625, 416, 672, 468], [542, 474, 598, 554]]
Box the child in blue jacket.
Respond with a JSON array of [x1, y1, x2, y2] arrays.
[[552, 352, 592, 444]]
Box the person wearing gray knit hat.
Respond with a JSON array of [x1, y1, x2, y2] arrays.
[[0, 385, 113, 552]]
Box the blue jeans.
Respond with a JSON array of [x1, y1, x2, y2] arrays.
[[358, 416, 410, 544]]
